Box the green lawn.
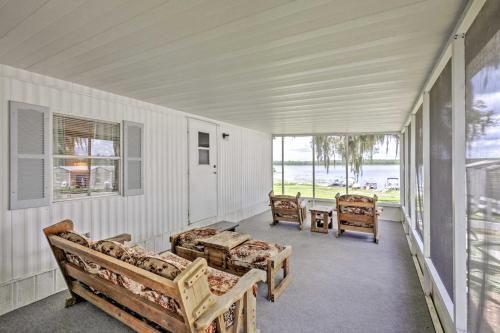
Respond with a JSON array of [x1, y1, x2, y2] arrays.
[[273, 182, 400, 203]]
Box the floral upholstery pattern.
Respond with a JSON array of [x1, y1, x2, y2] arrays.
[[274, 199, 298, 209], [339, 206, 374, 216], [59, 231, 92, 247], [337, 194, 376, 216], [59, 233, 238, 331], [176, 228, 219, 252], [228, 240, 285, 270], [337, 194, 374, 203]]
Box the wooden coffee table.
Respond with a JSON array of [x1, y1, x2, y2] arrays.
[[206, 220, 239, 232], [199, 231, 251, 268], [310, 206, 333, 234]]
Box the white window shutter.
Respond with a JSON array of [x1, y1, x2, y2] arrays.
[[123, 121, 144, 196], [9, 101, 50, 209]]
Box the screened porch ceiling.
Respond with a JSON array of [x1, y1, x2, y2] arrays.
[[0, 0, 466, 134]]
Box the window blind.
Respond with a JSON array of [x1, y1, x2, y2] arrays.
[[53, 114, 120, 200]]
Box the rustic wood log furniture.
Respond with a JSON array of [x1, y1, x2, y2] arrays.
[[171, 230, 292, 302], [335, 193, 380, 243], [44, 220, 265, 333], [309, 206, 333, 234], [268, 191, 307, 230]]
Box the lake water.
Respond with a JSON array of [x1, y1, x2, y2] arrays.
[[274, 164, 400, 189]]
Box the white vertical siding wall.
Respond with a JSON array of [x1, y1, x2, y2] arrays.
[[0, 64, 272, 315]]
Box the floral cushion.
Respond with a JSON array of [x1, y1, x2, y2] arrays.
[[59, 231, 92, 247], [337, 194, 374, 203], [339, 206, 374, 216], [228, 240, 285, 270], [274, 199, 298, 209], [59, 233, 238, 331], [337, 194, 375, 216], [176, 228, 218, 252]]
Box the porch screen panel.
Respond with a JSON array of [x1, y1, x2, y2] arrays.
[[347, 135, 400, 204], [465, 0, 500, 331], [283, 136, 313, 197], [400, 133, 405, 207], [415, 107, 424, 239], [429, 60, 453, 300], [273, 136, 283, 194], [407, 123, 412, 217], [314, 135, 346, 199]]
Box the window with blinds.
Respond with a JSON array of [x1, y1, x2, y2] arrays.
[[53, 114, 120, 200]]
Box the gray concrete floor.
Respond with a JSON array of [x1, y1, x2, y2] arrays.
[[0, 211, 434, 333]]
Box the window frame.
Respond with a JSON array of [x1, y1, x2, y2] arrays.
[[52, 113, 122, 201]]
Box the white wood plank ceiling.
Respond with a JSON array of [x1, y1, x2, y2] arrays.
[[0, 0, 466, 134]]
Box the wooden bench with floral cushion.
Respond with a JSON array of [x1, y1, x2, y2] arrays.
[[44, 220, 265, 333], [269, 191, 307, 230], [171, 229, 292, 302], [335, 193, 380, 243]]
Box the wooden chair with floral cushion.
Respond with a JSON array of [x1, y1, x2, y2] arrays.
[[269, 191, 307, 230], [44, 220, 265, 333], [335, 193, 380, 243]]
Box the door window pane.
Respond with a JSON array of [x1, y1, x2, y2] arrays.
[[465, 1, 500, 331], [283, 136, 313, 197], [199, 149, 209, 165], [198, 132, 209, 148], [314, 135, 347, 199], [347, 135, 400, 203]]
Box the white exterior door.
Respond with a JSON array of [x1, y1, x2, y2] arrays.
[[188, 118, 218, 223]]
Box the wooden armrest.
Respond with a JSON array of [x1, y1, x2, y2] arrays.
[[271, 245, 292, 269], [194, 269, 265, 330], [104, 233, 131, 244]]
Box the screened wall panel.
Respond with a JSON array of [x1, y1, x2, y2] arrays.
[[429, 60, 453, 300], [400, 133, 405, 207], [273, 136, 283, 195], [347, 135, 400, 203], [415, 107, 424, 239], [407, 123, 412, 217], [465, 0, 500, 331], [314, 135, 346, 200], [283, 136, 313, 197]]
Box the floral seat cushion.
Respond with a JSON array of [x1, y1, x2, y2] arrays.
[[59, 233, 238, 331], [228, 240, 285, 270], [176, 228, 219, 252]]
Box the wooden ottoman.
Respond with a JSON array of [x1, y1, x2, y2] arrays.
[[200, 231, 292, 302], [172, 230, 292, 302]]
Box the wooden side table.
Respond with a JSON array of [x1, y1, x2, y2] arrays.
[[310, 206, 333, 234], [199, 231, 251, 269]]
